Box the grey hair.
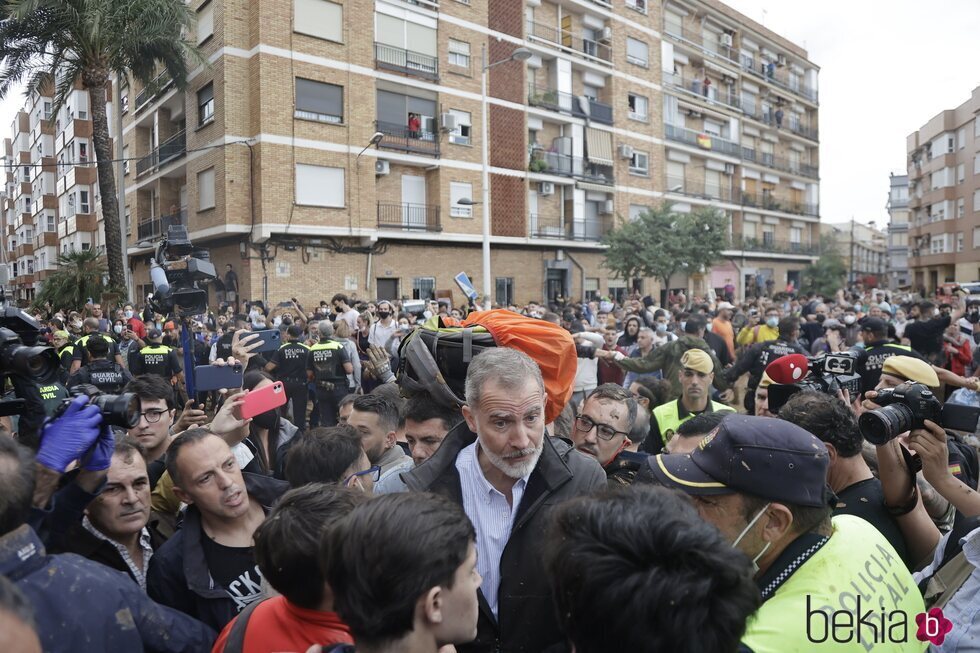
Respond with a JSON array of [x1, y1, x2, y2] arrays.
[[464, 348, 545, 409], [637, 327, 655, 337], [318, 320, 334, 339], [584, 383, 638, 432]]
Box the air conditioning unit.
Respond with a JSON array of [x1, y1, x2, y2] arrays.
[[601, 26, 613, 41], [724, 163, 735, 175], [777, 54, 787, 67], [539, 181, 555, 196], [601, 199, 614, 214], [123, 160, 130, 174], [439, 112, 457, 132], [720, 33, 733, 47], [375, 160, 390, 176], [618, 144, 634, 159]]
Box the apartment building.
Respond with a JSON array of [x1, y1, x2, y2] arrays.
[[907, 85, 980, 292], [821, 220, 887, 287], [885, 172, 910, 289]]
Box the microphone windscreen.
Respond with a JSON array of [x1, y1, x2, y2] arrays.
[[766, 354, 809, 385]]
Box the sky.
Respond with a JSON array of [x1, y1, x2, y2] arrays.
[[2, 1, 979, 229]]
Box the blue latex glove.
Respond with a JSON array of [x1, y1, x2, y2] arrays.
[[36, 396, 103, 473], [82, 423, 115, 472]]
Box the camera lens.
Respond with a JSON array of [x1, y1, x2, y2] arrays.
[[859, 404, 914, 445], [91, 393, 142, 429], [1, 343, 59, 381]]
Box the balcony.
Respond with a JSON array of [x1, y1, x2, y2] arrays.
[[135, 71, 173, 113], [662, 22, 739, 65], [529, 150, 613, 185], [665, 175, 735, 202], [34, 232, 57, 249], [14, 243, 31, 259], [665, 123, 741, 157], [374, 42, 438, 81], [741, 104, 819, 142], [529, 215, 610, 242], [377, 202, 441, 232], [739, 191, 818, 217], [137, 209, 187, 242], [59, 213, 98, 238], [375, 121, 440, 157], [526, 20, 612, 66], [741, 148, 818, 179], [136, 129, 186, 177], [728, 233, 819, 256], [663, 73, 741, 111], [526, 85, 613, 124], [738, 55, 818, 103]]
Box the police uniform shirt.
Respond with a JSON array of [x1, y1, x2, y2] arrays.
[[270, 341, 310, 382], [307, 340, 351, 382], [68, 360, 132, 394], [130, 344, 182, 379], [37, 382, 69, 417], [646, 398, 734, 454], [71, 333, 119, 366], [854, 340, 927, 394]]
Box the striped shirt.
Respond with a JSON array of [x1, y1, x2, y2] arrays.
[[82, 516, 154, 590], [455, 442, 528, 619]]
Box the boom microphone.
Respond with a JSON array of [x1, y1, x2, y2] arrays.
[[765, 354, 809, 386]]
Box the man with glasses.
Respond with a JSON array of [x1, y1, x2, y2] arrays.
[[649, 349, 733, 454], [283, 425, 379, 494], [568, 384, 647, 486], [124, 376, 179, 489]]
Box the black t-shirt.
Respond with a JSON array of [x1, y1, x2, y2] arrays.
[[834, 478, 911, 567], [200, 535, 265, 613], [905, 316, 950, 356], [270, 342, 310, 381], [71, 333, 119, 365]]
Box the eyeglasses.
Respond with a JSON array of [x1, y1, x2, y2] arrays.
[[574, 414, 629, 441], [139, 409, 169, 424], [343, 465, 381, 486]]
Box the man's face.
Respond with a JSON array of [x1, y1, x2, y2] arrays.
[[462, 378, 545, 480], [342, 450, 375, 494], [405, 417, 450, 466], [86, 452, 151, 541], [910, 305, 921, 319], [680, 368, 711, 402], [571, 396, 631, 465], [53, 336, 68, 349], [690, 493, 763, 556], [815, 303, 828, 316], [665, 434, 701, 455], [869, 306, 882, 318], [754, 387, 772, 418], [637, 330, 653, 350], [127, 398, 173, 454], [172, 435, 249, 520], [432, 542, 481, 646], [602, 330, 617, 348], [765, 309, 779, 322], [349, 409, 392, 464], [895, 310, 906, 322], [876, 374, 905, 391]]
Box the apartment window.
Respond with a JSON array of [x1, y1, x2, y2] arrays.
[[974, 227, 980, 248], [197, 1, 214, 44], [198, 167, 216, 211], [957, 164, 965, 184], [376, 13, 437, 60], [198, 83, 214, 126], [790, 227, 802, 246], [705, 169, 722, 198], [974, 153, 980, 175], [666, 161, 685, 189], [81, 242, 90, 251], [412, 277, 435, 300], [448, 110, 471, 145], [121, 91, 129, 114], [448, 39, 470, 68], [627, 93, 648, 121], [625, 0, 647, 13], [79, 190, 90, 213], [762, 226, 775, 246], [975, 190, 980, 212], [123, 145, 130, 175], [294, 0, 343, 42], [975, 118, 980, 138], [629, 150, 649, 175], [584, 277, 600, 302], [495, 277, 514, 306], [295, 163, 344, 207], [958, 128, 967, 150], [664, 12, 683, 36], [626, 38, 648, 67], [78, 142, 88, 163], [947, 135, 955, 153], [295, 78, 343, 124], [22, 166, 29, 182], [628, 204, 646, 221], [45, 213, 55, 232], [450, 182, 472, 217], [957, 232, 964, 252], [958, 198, 965, 218], [125, 207, 131, 236]]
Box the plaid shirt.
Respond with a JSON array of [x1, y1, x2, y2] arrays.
[[81, 516, 154, 590]]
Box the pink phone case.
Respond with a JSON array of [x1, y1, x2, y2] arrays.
[[240, 382, 287, 420]]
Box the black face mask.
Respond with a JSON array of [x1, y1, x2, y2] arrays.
[[378, 311, 391, 319], [969, 312, 980, 324], [815, 314, 826, 324], [252, 409, 278, 430]]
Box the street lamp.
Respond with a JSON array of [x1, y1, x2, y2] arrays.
[[479, 45, 532, 310]]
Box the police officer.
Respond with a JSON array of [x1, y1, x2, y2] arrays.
[[129, 328, 182, 383], [67, 336, 132, 394], [648, 349, 734, 454], [724, 316, 807, 414], [307, 320, 352, 427], [852, 317, 926, 394], [266, 324, 311, 431], [52, 330, 75, 385], [69, 317, 124, 374]]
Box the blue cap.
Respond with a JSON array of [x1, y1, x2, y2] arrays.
[[649, 414, 831, 507]]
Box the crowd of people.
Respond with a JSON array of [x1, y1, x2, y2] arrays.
[[2, 282, 980, 652]]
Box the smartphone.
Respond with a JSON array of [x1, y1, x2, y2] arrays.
[[195, 363, 245, 391], [249, 329, 281, 353], [240, 381, 287, 419]]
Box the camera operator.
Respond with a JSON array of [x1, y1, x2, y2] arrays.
[[724, 317, 807, 414], [67, 336, 132, 395]]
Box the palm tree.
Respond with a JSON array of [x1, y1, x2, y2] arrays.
[[0, 0, 200, 291], [32, 248, 107, 311]]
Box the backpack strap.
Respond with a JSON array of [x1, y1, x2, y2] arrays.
[[222, 598, 267, 653], [923, 550, 974, 610], [462, 327, 474, 363]]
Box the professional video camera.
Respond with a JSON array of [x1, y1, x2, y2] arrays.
[[859, 381, 980, 445], [148, 224, 217, 317], [765, 352, 862, 414], [51, 383, 141, 429], [0, 307, 61, 417]]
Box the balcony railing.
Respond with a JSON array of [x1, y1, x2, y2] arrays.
[[662, 22, 739, 64], [741, 104, 819, 141], [527, 85, 613, 124], [739, 191, 819, 217], [374, 42, 438, 81], [665, 123, 741, 157], [739, 55, 818, 103], [135, 71, 173, 112], [377, 202, 441, 232], [741, 148, 818, 179], [665, 175, 735, 202], [136, 129, 186, 177], [529, 150, 613, 184], [663, 73, 741, 111], [526, 20, 612, 66], [137, 209, 187, 242], [529, 215, 609, 241], [728, 233, 820, 256], [375, 121, 440, 157]]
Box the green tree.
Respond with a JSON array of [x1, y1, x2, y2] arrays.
[[802, 235, 847, 297], [32, 248, 107, 312], [602, 203, 729, 294], [0, 0, 201, 291]]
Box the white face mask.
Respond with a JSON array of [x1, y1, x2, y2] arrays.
[[843, 315, 856, 325], [124, 310, 134, 319], [732, 502, 772, 574], [113, 325, 124, 335]]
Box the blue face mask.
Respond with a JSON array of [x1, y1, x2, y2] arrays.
[[766, 317, 779, 328]]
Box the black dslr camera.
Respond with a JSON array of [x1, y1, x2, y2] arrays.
[[148, 225, 217, 317], [0, 307, 61, 417], [52, 383, 141, 429], [859, 382, 980, 445], [767, 353, 862, 414]]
